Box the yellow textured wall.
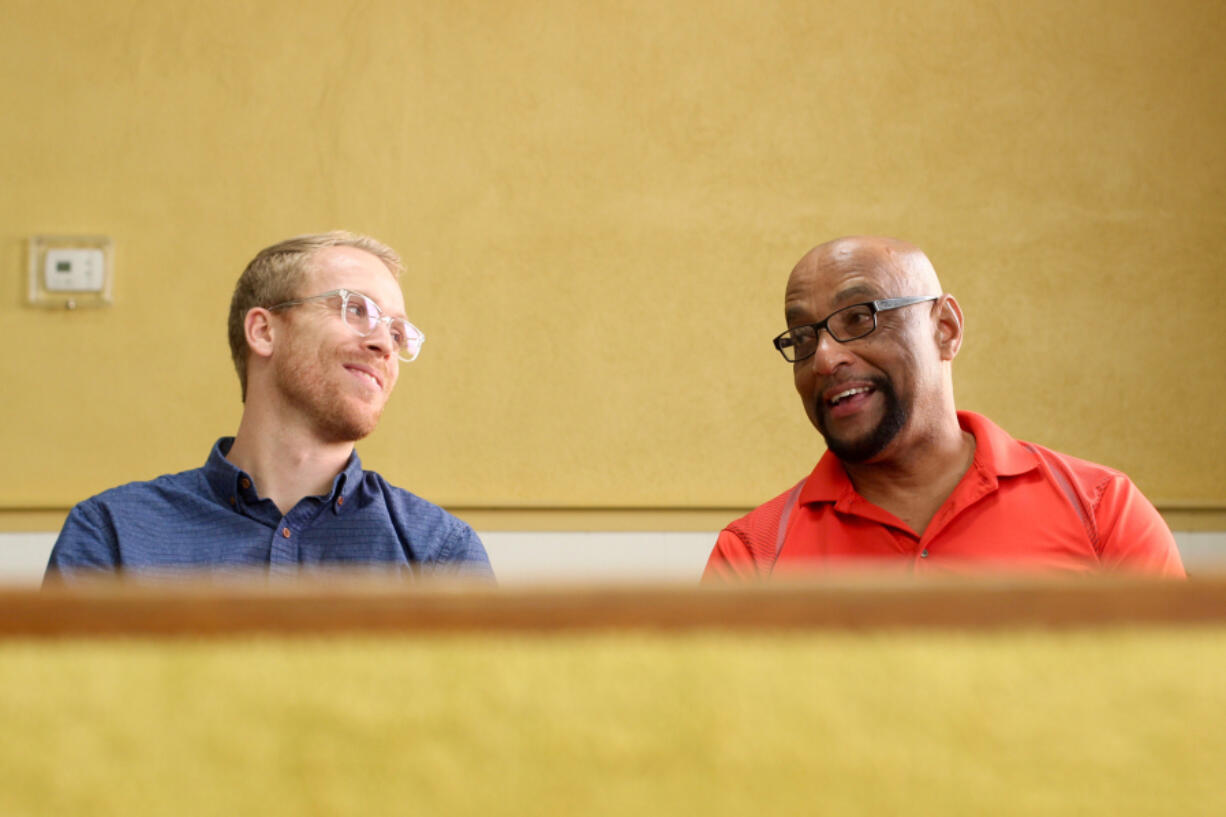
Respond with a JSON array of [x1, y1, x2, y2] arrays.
[[2, 0, 1224, 521]]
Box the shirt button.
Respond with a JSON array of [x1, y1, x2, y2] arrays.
[[281, 527, 291, 538], [336, 496, 344, 507], [240, 478, 251, 490], [920, 549, 929, 558], [228, 496, 236, 506]]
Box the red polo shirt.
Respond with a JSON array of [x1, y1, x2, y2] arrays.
[[703, 412, 1185, 580]]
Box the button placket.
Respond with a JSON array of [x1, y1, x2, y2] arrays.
[[269, 518, 298, 563]]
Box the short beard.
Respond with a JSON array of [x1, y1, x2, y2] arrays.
[[816, 375, 907, 464], [275, 352, 383, 444], [306, 397, 380, 444]]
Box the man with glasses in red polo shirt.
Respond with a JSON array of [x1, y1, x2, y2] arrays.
[[704, 236, 1183, 580], [47, 232, 491, 579]]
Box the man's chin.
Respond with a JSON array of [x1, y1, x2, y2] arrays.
[[314, 409, 381, 445], [817, 414, 904, 464], [822, 432, 887, 464], [816, 415, 872, 458]]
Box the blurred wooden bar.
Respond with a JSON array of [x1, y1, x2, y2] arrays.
[[2, 574, 1225, 637]]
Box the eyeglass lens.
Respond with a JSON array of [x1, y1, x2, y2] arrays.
[[341, 292, 422, 361], [780, 304, 876, 361]]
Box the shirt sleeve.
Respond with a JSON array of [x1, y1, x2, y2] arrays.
[[438, 520, 496, 583], [701, 528, 763, 582], [1094, 474, 1185, 578], [44, 500, 122, 582]]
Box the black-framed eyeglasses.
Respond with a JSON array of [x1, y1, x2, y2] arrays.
[[266, 288, 425, 362], [771, 295, 939, 362]]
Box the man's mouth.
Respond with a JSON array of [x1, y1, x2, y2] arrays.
[[819, 381, 881, 422], [344, 365, 383, 390], [828, 385, 873, 407]]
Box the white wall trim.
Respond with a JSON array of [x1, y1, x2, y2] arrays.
[[3, 531, 1223, 588]]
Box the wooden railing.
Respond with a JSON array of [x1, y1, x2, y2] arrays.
[[4, 574, 1225, 637]]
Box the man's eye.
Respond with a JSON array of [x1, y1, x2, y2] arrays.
[[347, 301, 370, 319], [843, 310, 872, 328]]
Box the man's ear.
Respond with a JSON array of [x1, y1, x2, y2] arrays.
[[934, 294, 964, 361], [244, 307, 277, 361]]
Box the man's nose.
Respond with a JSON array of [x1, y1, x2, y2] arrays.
[[364, 319, 396, 356], [809, 329, 854, 375]]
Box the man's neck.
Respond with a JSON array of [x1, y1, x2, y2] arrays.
[[842, 413, 976, 537], [225, 408, 355, 516]]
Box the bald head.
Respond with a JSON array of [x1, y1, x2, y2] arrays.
[[781, 235, 964, 465], [788, 236, 941, 314]]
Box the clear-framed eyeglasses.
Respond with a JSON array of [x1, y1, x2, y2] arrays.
[[266, 288, 425, 362], [771, 295, 939, 362]]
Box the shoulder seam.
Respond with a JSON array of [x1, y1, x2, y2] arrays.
[[1022, 442, 1101, 555]]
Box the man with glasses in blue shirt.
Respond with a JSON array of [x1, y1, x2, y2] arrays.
[[47, 232, 491, 579], [704, 236, 1183, 580]]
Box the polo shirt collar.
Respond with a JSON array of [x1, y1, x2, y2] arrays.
[[799, 451, 852, 505], [797, 410, 1040, 507], [204, 437, 364, 515], [957, 411, 1038, 479]]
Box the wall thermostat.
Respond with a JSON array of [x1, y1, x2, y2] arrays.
[[28, 235, 114, 309]]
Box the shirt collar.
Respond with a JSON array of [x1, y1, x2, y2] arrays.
[[330, 449, 363, 514], [204, 437, 365, 514], [956, 410, 1038, 478], [204, 438, 245, 507], [798, 410, 1039, 506]]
